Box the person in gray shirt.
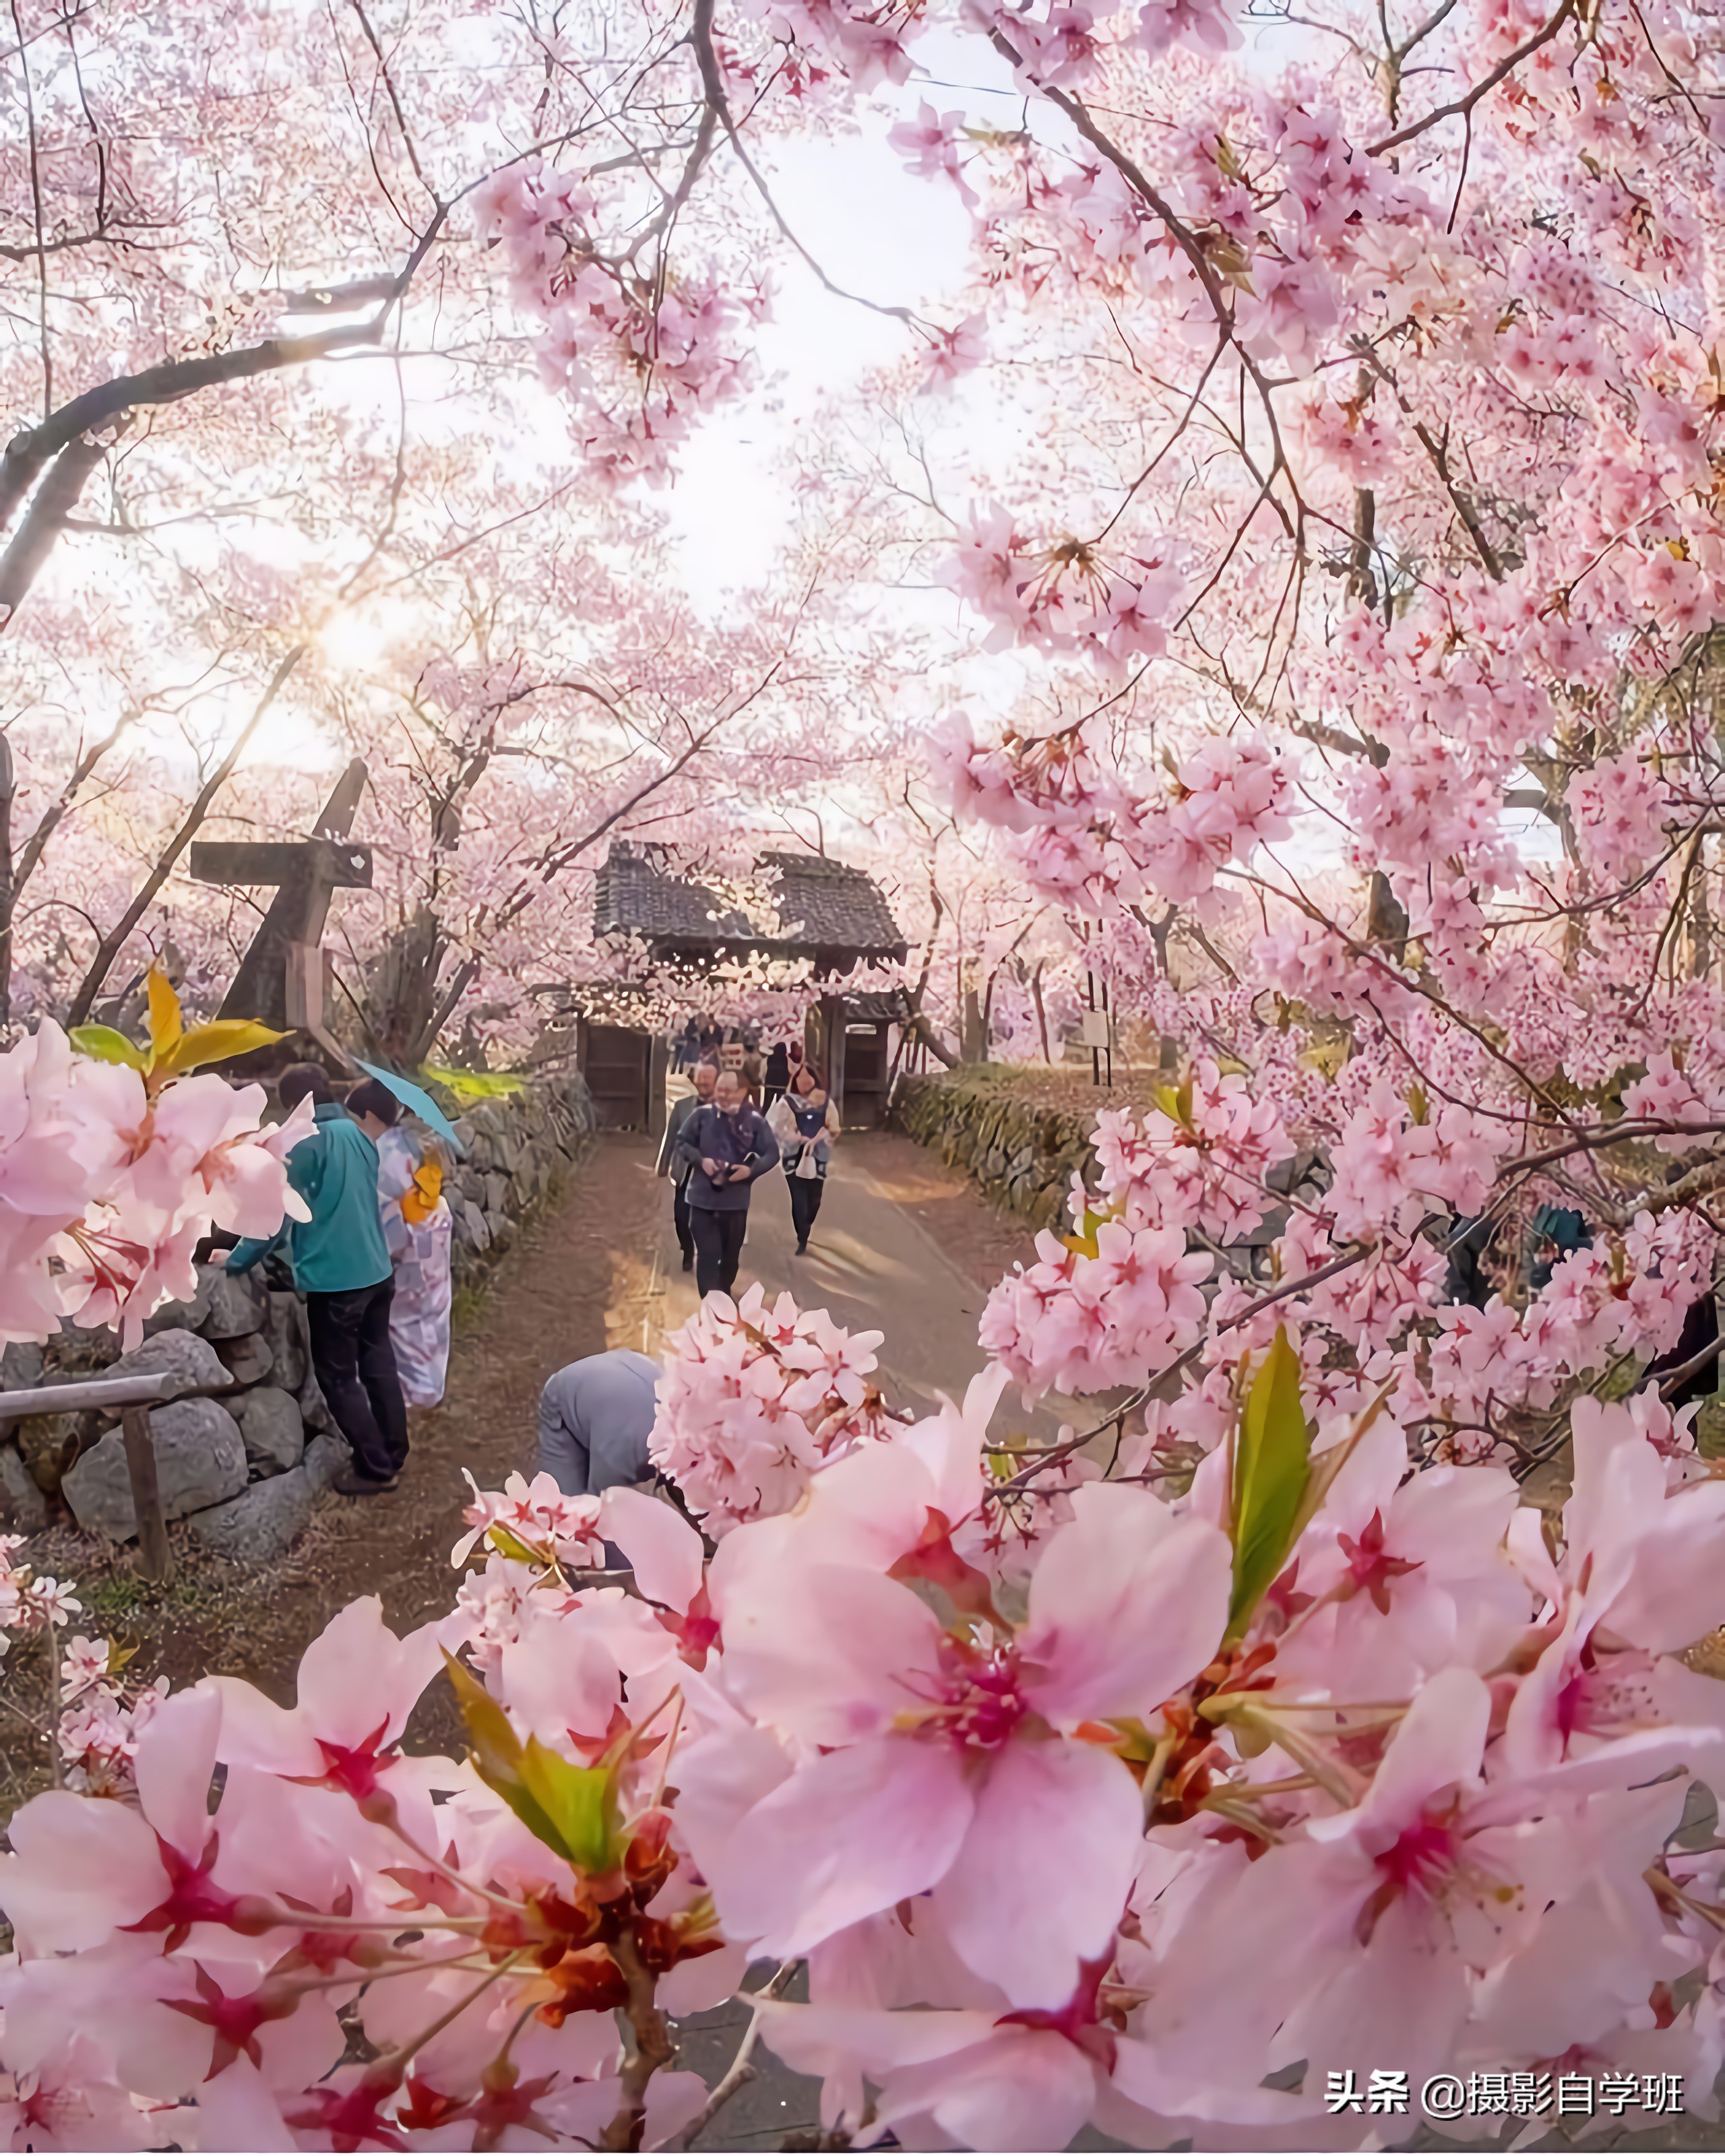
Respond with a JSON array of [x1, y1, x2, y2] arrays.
[[536, 1348, 660, 1497]]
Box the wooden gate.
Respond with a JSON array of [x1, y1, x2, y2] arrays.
[[840, 1020, 891, 1128], [577, 1021, 654, 1130]]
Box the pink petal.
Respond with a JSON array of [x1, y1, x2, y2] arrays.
[[601, 1486, 705, 1613], [135, 1687, 222, 1862], [0, 1790, 166, 1952], [1601, 1478, 1725, 1651], [1315, 1666, 1488, 1846], [933, 1738, 1142, 2008], [698, 1735, 974, 1956], [887, 2027, 1098, 2151], [719, 1563, 949, 1748], [1020, 1483, 1231, 1722], [294, 1596, 443, 1750]]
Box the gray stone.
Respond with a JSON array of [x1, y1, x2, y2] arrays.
[[15, 1411, 79, 1494], [298, 1358, 338, 1435], [484, 1172, 509, 1215], [1, 1342, 44, 1391], [239, 1387, 304, 1475], [63, 1397, 247, 1541], [0, 1439, 47, 1529], [302, 1431, 351, 1493], [487, 1212, 515, 1255], [217, 1331, 274, 1387], [46, 1319, 121, 1372], [467, 1133, 496, 1174], [102, 1327, 230, 1403], [459, 1201, 491, 1253], [265, 1293, 307, 1394], [200, 1265, 268, 1340], [143, 1269, 214, 1337], [187, 1467, 314, 1562]]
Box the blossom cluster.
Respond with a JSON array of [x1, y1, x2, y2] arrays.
[[0, 1015, 310, 1350], [647, 1280, 909, 1533]]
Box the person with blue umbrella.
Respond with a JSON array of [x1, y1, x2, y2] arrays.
[[224, 1063, 410, 1496]]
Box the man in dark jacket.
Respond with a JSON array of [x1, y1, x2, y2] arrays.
[[675, 1069, 779, 1297], [656, 1060, 717, 1272], [226, 1063, 408, 1497]]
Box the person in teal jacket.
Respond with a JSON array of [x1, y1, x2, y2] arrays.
[[227, 1063, 408, 1496]]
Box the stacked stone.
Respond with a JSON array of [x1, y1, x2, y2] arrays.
[[894, 1076, 1099, 1232], [0, 1069, 597, 1560], [439, 1071, 595, 1286], [892, 1073, 1329, 1259]]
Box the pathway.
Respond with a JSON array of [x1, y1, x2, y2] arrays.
[[597, 1122, 1073, 1440]]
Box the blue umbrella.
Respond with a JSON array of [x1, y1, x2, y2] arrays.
[[355, 1061, 466, 1156]]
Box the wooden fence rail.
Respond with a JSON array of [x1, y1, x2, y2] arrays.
[[0, 1370, 230, 1581]]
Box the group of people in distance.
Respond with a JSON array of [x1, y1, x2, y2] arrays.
[[656, 1035, 839, 1294], [222, 1061, 455, 1498], [529, 1030, 844, 1517], [221, 1032, 845, 1525]]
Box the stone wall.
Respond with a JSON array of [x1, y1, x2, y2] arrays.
[[893, 1074, 1100, 1232], [892, 1073, 1325, 1269], [439, 1070, 596, 1285], [0, 1068, 596, 1556]]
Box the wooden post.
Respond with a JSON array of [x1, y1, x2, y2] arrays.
[[121, 1403, 172, 1583]]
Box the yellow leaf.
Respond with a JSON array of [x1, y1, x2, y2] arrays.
[[162, 1019, 289, 1074], [146, 965, 183, 1067], [487, 1522, 544, 1565], [69, 1025, 146, 1071]]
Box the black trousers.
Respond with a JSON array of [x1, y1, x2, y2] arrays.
[[673, 1181, 694, 1261], [789, 1174, 824, 1248], [307, 1279, 409, 1482], [691, 1207, 749, 1297]]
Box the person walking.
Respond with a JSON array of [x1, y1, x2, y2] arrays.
[[348, 1078, 453, 1412], [740, 1036, 767, 1107], [656, 1060, 717, 1272], [676, 1069, 778, 1296], [763, 1040, 790, 1110], [226, 1063, 409, 1497], [768, 1060, 840, 1256], [672, 1015, 700, 1075], [537, 1348, 660, 1497]]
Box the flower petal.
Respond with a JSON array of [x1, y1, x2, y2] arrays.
[[1020, 1482, 1231, 1723], [933, 1737, 1142, 2008]]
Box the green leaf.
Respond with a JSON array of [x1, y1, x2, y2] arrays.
[[519, 1738, 626, 1875], [1226, 1326, 1311, 1640], [441, 1649, 566, 1857], [69, 1025, 146, 1071], [162, 1019, 288, 1073]]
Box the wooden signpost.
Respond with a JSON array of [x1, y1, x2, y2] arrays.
[[188, 759, 371, 1059]]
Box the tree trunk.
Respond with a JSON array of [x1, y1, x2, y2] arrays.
[[363, 905, 447, 1063], [1029, 960, 1050, 1063], [0, 733, 14, 1028], [960, 986, 988, 1063]]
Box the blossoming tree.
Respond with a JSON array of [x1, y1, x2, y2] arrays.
[[11, 0, 1725, 2136]]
